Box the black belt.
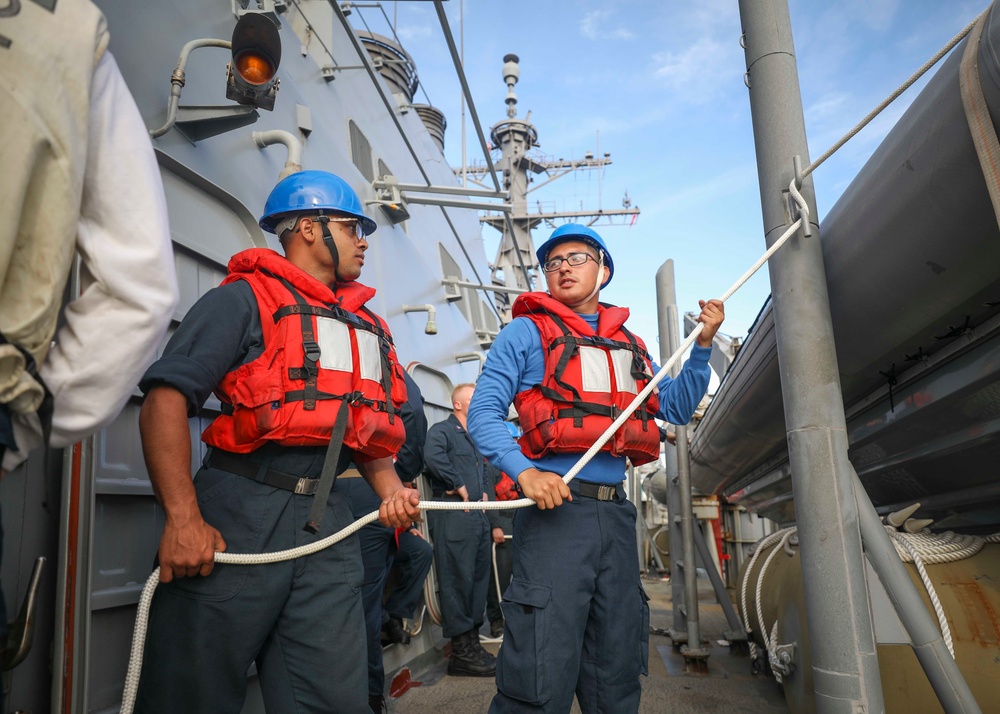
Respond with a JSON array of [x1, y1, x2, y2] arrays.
[[207, 451, 320, 495], [575, 481, 625, 502]]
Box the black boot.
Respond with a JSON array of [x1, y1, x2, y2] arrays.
[[382, 615, 411, 645], [447, 630, 496, 677], [472, 627, 498, 667], [369, 694, 388, 713], [490, 617, 505, 638]]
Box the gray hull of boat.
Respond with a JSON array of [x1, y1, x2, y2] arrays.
[[690, 9, 1000, 528]]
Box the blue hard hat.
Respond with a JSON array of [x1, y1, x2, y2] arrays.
[[536, 223, 614, 288], [259, 170, 377, 236]]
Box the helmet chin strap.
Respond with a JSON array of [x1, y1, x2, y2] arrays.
[[315, 215, 347, 283], [567, 252, 604, 309]]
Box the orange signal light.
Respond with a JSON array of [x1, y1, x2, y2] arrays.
[[235, 50, 275, 85]]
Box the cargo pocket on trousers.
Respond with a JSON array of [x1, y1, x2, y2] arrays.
[[497, 579, 552, 705], [165, 468, 256, 602], [638, 584, 650, 676]]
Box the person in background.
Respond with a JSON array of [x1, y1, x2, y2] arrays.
[[484, 410, 520, 639], [424, 383, 496, 677], [134, 170, 420, 713], [0, 2, 178, 709], [379, 370, 433, 653], [343, 369, 431, 714], [468, 224, 724, 713]]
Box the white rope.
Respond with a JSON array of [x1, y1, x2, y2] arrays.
[[739, 524, 1000, 671], [801, 9, 985, 180], [885, 527, 956, 658], [882, 526, 1000, 660], [740, 527, 795, 664], [755, 530, 795, 682]]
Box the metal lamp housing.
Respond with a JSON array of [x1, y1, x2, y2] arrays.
[[226, 13, 282, 111]]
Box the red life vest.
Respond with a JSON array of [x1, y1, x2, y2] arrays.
[[201, 248, 406, 457], [511, 292, 661, 466]]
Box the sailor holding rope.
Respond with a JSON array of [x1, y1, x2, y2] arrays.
[[133, 171, 420, 713], [468, 224, 724, 714]]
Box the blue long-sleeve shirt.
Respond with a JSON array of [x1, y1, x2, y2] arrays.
[[467, 312, 711, 485]]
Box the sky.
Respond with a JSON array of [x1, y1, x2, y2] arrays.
[[349, 0, 985, 354]]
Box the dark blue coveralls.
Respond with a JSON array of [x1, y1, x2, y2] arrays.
[[383, 526, 433, 624], [485, 466, 514, 632], [423, 414, 492, 639], [133, 281, 369, 714]]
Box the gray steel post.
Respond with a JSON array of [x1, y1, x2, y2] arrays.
[[655, 261, 688, 640], [852, 467, 981, 713], [739, 1, 884, 711], [692, 518, 746, 642], [675, 424, 707, 658]]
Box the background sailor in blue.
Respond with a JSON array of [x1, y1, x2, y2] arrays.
[[424, 383, 498, 677], [336, 369, 431, 714], [467, 224, 724, 713]]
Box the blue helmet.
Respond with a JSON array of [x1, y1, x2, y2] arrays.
[[535, 223, 614, 288], [259, 170, 377, 236]]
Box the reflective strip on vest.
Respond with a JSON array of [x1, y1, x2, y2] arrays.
[[610, 349, 639, 395], [316, 317, 385, 383], [579, 346, 611, 393], [579, 346, 640, 395]]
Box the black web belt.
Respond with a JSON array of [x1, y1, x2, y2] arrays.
[[574, 481, 625, 502], [207, 450, 321, 495]]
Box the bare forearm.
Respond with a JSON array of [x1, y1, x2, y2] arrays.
[[140, 386, 198, 524], [358, 457, 422, 527], [140, 386, 226, 581], [357, 457, 404, 500]]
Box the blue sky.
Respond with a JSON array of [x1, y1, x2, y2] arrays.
[[352, 0, 984, 351]]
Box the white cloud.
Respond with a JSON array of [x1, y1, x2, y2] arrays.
[[650, 38, 738, 103], [396, 24, 434, 42], [805, 92, 850, 123], [641, 164, 757, 218], [579, 9, 635, 41]]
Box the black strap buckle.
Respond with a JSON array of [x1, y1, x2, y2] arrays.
[[303, 340, 322, 363]]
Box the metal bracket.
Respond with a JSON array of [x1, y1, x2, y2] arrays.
[[769, 642, 797, 679]]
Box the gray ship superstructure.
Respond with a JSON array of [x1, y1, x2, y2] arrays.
[[0, 2, 504, 710]]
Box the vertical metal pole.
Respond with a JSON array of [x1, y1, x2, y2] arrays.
[[631, 464, 645, 572], [852, 467, 981, 714], [675, 424, 707, 658], [739, 1, 884, 711], [460, 0, 466, 188], [692, 519, 746, 642], [655, 261, 688, 641]]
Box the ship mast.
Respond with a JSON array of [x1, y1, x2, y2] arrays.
[[456, 54, 640, 320]]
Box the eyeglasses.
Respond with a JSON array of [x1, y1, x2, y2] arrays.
[[541, 252, 598, 273], [280, 215, 366, 240], [325, 217, 366, 241]]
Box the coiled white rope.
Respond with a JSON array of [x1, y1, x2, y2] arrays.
[[740, 528, 798, 672], [742, 523, 1000, 668], [884, 526, 1000, 659], [119, 184, 811, 714]]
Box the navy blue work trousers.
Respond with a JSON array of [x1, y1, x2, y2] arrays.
[[487, 537, 513, 625], [384, 527, 433, 621], [337, 475, 395, 698], [489, 482, 650, 714], [134, 466, 367, 714], [428, 506, 491, 638]]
